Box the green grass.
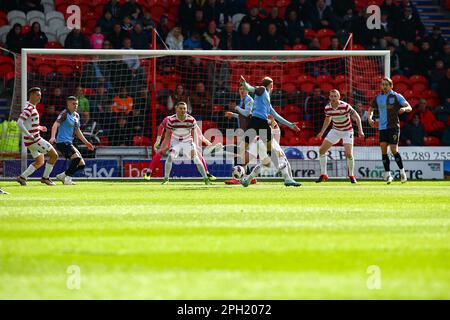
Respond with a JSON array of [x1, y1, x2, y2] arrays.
[[0, 180, 449, 299]]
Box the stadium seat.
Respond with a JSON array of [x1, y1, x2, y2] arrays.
[[316, 75, 333, 84], [303, 29, 316, 40], [426, 98, 440, 108], [284, 82, 298, 93], [45, 41, 64, 48], [392, 74, 409, 84], [232, 13, 246, 31], [21, 25, 31, 35], [56, 27, 71, 45], [0, 25, 12, 43], [133, 135, 151, 146], [424, 136, 440, 146], [411, 82, 428, 93], [288, 136, 303, 146], [317, 28, 335, 38], [37, 64, 54, 76], [402, 89, 417, 100], [0, 64, 14, 77], [351, 44, 365, 50], [27, 10, 45, 26], [56, 64, 74, 76], [409, 97, 420, 108], [308, 136, 323, 146], [7, 10, 27, 26], [364, 136, 378, 146], [354, 136, 365, 146], [409, 74, 427, 85], [45, 11, 66, 28], [423, 90, 439, 99], [292, 44, 308, 50]]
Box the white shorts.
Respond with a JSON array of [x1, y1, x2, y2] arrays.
[[27, 138, 53, 159], [170, 138, 196, 159], [325, 129, 354, 145]]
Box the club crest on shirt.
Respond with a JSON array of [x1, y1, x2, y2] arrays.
[[388, 97, 395, 104]]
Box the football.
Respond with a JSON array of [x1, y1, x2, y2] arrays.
[[232, 165, 245, 179]]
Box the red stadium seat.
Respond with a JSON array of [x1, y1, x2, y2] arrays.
[[308, 136, 323, 146], [292, 44, 308, 50], [289, 136, 303, 146], [304, 29, 316, 40], [334, 75, 346, 85], [424, 136, 440, 146], [364, 136, 378, 146], [351, 44, 365, 50], [284, 82, 298, 93], [392, 74, 409, 85], [409, 74, 427, 85], [56, 65, 74, 76], [402, 89, 417, 100], [0, 64, 15, 76], [426, 98, 440, 108], [317, 28, 335, 38], [423, 89, 439, 99], [319, 81, 334, 93], [133, 135, 151, 146], [411, 82, 428, 93], [45, 41, 64, 48], [409, 97, 420, 108], [316, 75, 333, 84], [354, 136, 365, 146], [395, 82, 410, 94]]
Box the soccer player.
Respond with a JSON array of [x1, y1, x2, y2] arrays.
[[268, 115, 301, 187], [368, 77, 412, 184], [16, 87, 58, 186], [162, 101, 210, 185], [49, 96, 94, 185], [144, 115, 216, 181], [224, 83, 256, 184], [315, 89, 364, 183], [239, 76, 301, 187]]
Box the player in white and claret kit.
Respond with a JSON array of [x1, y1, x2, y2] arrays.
[[315, 89, 364, 183], [162, 101, 211, 185], [16, 87, 59, 186]]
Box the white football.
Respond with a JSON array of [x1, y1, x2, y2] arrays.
[[232, 165, 245, 179]]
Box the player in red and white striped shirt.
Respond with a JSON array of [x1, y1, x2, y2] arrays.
[[316, 89, 364, 183], [162, 101, 210, 185], [16, 87, 59, 186]]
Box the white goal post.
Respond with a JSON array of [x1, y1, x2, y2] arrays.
[[16, 49, 390, 179]]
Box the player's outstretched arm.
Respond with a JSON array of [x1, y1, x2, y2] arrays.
[[269, 106, 300, 131], [49, 121, 60, 144], [351, 109, 365, 137], [317, 116, 332, 138], [240, 75, 255, 93], [75, 127, 94, 151], [367, 107, 377, 128]]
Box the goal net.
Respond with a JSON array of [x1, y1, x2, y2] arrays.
[[1, 49, 389, 180]]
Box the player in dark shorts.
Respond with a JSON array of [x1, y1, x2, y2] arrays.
[[368, 77, 412, 184]]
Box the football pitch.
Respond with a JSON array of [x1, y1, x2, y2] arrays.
[[0, 180, 449, 299]]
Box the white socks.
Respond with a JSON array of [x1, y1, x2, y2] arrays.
[[319, 154, 327, 175], [164, 154, 173, 179], [21, 164, 37, 178], [347, 157, 354, 177], [193, 156, 208, 179], [248, 163, 262, 180], [42, 163, 54, 179]]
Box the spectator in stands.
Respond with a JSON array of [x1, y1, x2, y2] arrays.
[[202, 21, 220, 50], [329, 36, 341, 50], [157, 15, 171, 46], [110, 115, 133, 146], [130, 24, 150, 49], [98, 11, 116, 35], [430, 60, 446, 89], [285, 0, 312, 28], [192, 9, 207, 35], [308, 37, 321, 50], [310, 0, 336, 30], [121, 0, 143, 21], [203, 0, 221, 25], [5, 23, 25, 54], [112, 87, 134, 115], [239, 6, 262, 40], [183, 31, 203, 49], [46, 87, 65, 113], [263, 7, 286, 38], [90, 85, 111, 123], [388, 44, 401, 75], [179, 0, 197, 37], [331, 0, 354, 19], [166, 27, 184, 50], [90, 26, 105, 49], [65, 28, 91, 49], [259, 23, 284, 50], [219, 21, 238, 50], [427, 26, 446, 55], [396, 6, 425, 44], [142, 11, 157, 35], [378, 13, 398, 48], [182, 57, 208, 91], [190, 81, 211, 120], [24, 22, 47, 48], [416, 40, 435, 76], [409, 98, 444, 136], [121, 37, 145, 86], [108, 23, 127, 49], [437, 68, 450, 105], [104, 0, 122, 20], [304, 86, 327, 134], [121, 16, 135, 32], [400, 42, 419, 76], [236, 22, 257, 50], [20, 0, 44, 13], [403, 113, 425, 146], [438, 43, 450, 68], [399, 0, 420, 19], [285, 10, 305, 46], [75, 86, 91, 127], [380, 0, 401, 22], [167, 84, 191, 113]]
